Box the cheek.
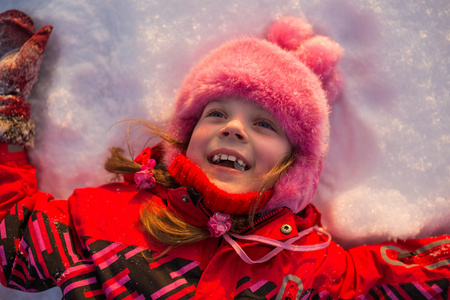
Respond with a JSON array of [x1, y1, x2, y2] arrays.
[[186, 140, 199, 163], [256, 138, 291, 171], [186, 128, 207, 163]]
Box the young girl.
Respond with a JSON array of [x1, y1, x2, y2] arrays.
[[0, 9, 449, 299]]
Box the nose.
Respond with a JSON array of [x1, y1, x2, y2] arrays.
[[219, 119, 248, 141]]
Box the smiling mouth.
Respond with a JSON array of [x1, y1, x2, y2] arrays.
[[210, 153, 249, 171]]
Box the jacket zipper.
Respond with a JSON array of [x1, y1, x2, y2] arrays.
[[236, 208, 285, 235]]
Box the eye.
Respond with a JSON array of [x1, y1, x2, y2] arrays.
[[206, 109, 226, 119], [255, 119, 275, 130]]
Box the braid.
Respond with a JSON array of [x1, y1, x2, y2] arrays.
[[104, 119, 185, 188], [104, 147, 141, 174]]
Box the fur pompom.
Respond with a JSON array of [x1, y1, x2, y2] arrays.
[[296, 36, 343, 79], [267, 16, 313, 50], [322, 70, 344, 105]]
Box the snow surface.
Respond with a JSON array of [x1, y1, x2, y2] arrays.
[[0, 0, 449, 299]]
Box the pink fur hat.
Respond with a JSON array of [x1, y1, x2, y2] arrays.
[[165, 17, 343, 213]]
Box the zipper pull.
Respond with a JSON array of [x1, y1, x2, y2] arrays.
[[397, 250, 417, 259]]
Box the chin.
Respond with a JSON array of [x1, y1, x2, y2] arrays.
[[212, 180, 257, 194]]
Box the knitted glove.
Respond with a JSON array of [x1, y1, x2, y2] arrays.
[[268, 17, 344, 105], [0, 10, 52, 146]]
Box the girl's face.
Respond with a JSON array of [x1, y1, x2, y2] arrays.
[[186, 98, 292, 194]]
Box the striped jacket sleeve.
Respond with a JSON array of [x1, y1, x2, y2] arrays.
[[0, 143, 82, 292]]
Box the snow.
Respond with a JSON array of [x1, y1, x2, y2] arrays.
[[0, 0, 449, 298]]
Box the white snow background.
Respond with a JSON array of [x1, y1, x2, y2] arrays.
[[0, 0, 449, 299]]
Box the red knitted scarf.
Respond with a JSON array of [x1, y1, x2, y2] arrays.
[[167, 154, 273, 215]]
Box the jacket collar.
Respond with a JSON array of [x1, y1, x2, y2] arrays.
[[165, 183, 322, 240], [167, 154, 273, 214]]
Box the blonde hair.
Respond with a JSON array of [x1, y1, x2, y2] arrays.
[[104, 120, 295, 257], [104, 119, 183, 186]]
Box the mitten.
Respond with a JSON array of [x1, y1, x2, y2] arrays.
[[0, 9, 52, 146], [268, 17, 344, 105]]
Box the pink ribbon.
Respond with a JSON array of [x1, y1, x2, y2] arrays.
[[134, 159, 156, 189], [223, 227, 332, 264], [207, 212, 231, 237]]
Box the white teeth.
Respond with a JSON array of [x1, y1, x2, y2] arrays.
[[211, 153, 247, 170], [234, 161, 245, 171]]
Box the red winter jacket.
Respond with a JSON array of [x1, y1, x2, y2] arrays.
[[0, 142, 449, 299]]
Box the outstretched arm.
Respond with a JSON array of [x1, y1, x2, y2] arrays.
[[312, 236, 450, 298], [0, 10, 75, 292], [0, 9, 52, 219]]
